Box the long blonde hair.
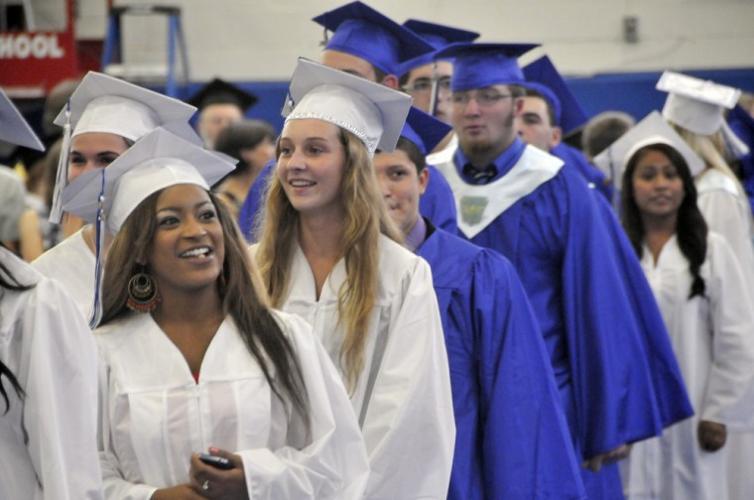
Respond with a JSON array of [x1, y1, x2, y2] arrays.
[[673, 124, 746, 197], [255, 127, 401, 391]]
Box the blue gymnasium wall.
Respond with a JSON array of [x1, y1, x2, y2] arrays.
[[170, 67, 754, 134]]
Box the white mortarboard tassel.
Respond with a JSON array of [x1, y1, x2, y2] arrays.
[[593, 111, 705, 192], [283, 58, 412, 156], [657, 71, 741, 136], [49, 99, 72, 224], [48, 71, 199, 224], [61, 127, 236, 327]]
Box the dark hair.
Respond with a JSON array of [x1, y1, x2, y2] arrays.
[[621, 143, 708, 298], [100, 190, 309, 422], [395, 137, 426, 173], [0, 249, 32, 413], [372, 64, 387, 84], [582, 111, 636, 159], [214, 120, 276, 178], [398, 71, 411, 88], [523, 88, 557, 127]]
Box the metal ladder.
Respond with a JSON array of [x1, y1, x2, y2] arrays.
[[101, 4, 189, 97]]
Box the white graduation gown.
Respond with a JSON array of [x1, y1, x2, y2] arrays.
[[31, 227, 95, 319], [621, 233, 754, 500], [95, 310, 369, 500], [0, 246, 102, 500], [277, 235, 455, 499]]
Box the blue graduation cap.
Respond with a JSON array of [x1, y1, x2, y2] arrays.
[[401, 106, 453, 156], [398, 19, 479, 76], [312, 1, 434, 76], [432, 42, 539, 92], [522, 55, 589, 134]]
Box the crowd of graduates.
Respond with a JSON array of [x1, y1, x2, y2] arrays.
[[2, 1, 754, 499]]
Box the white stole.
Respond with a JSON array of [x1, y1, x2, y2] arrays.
[[434, 144, 564, 238]]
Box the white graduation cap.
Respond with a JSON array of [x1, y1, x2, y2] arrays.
[[54, 71, 197, 141], [49, 71, 200, 224], [61, 127, 236, 328], [284, 57, 412, 156], [0, 87, 45, 151], [657, 71, 741, 136], [593, 111, 704, 191]]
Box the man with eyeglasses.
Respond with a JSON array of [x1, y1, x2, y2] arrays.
[[432, 42, 693, 499], [398, 20, 479, 127], [237, 1, 461, 238]]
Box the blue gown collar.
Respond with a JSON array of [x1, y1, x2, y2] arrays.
[[454, 137, 527, 184]]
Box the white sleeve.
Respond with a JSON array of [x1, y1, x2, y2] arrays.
[[697, 189, 754, 283], [360, 258, 455, 499], [96, 349, 158, 500], [702, 235, 754, 432], [238, 313, 370, 500], [21, 278, 103, 500]]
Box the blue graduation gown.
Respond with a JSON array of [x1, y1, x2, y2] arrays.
[[551, 142, 614, 202], [237, 162, 458, 241], [418, 226, 585, 500], [437, 142, 693, 498]]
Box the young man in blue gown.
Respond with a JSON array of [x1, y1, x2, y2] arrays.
[[374, 106, 586, 499], [431, 42, 693, 498]]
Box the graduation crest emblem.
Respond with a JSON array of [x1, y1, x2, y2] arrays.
[[460, 195, 488, 226]]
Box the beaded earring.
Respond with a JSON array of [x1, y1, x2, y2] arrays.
[[126, 266, 161, 312]]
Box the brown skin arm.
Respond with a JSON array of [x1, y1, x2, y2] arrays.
[[583, 444, 633, 472]]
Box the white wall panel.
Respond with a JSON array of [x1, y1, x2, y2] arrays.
[[72, 0, 754, 79]]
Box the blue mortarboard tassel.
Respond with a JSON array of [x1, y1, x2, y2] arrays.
[[49, 100, 72, 224]]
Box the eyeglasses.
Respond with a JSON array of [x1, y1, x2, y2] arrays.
[[402, 76, 452, 94], [451, 90, 513, 107]]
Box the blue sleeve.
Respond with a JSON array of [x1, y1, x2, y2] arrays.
[[552, 143, 614, 202], [421, 165, 458, 234], [474, 251, 586, 499], [237, 161, 274, 242], [559, 171, 692, 458], [592, 192, 694, 428]]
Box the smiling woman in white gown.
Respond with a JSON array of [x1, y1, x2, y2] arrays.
[[616, 126, 754, 500], [254, 59, 455, 499], [62, 128, 369, 500]]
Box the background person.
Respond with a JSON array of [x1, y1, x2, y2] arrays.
[[616, 115, 754, 500]]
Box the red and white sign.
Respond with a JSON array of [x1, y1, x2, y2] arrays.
[[0, 0, 79, 97]]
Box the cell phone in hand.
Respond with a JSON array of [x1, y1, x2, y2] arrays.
[[198, 452, 234, 470]]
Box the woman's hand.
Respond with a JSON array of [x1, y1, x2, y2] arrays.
[[582, 444, 633, 472], [698, 420, 727, 452], [189, 447, 248, 500], [151, 484, 205, 499]]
